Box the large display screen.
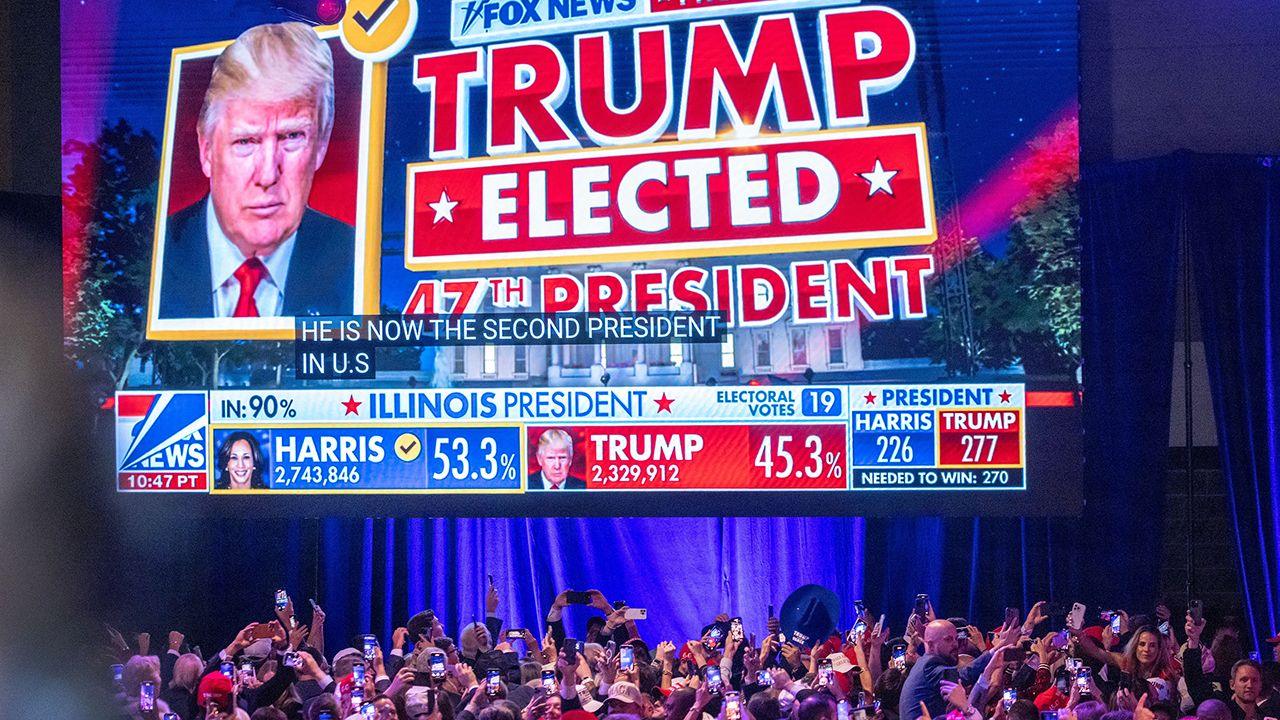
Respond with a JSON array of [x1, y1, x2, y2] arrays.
[[63, 0, 1081, 515]]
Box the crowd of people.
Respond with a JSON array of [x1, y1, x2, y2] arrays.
[[102, 587, 1280, 720]]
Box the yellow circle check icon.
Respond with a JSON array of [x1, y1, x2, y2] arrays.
[[394, 432, 423, 462], [341, 0, 418, 62]]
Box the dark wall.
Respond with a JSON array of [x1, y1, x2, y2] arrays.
[[1080, 0, 1280, 163], [0, 1, 59, 196]]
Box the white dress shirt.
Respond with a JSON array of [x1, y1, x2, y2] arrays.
[[207, 199, 296, 318]]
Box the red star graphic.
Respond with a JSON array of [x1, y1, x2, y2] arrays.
[[999, 390, 1012, 404], [863, 391, 877, 405], [341, 395, 362, 416], [654, 393, 675, 413]]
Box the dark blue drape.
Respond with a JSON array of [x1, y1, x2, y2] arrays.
[[109, 514, 1110, 653], [314, 517, 869, 647], [1076, 157, 1184, 609], [1189, 156, 1280, 649]]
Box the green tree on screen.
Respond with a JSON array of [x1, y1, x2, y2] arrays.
[[63, 120, 159, 391]]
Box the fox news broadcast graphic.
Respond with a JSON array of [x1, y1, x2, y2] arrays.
[[64, 0, 1082, 515], [115, 393, 210, 492], [118, 384, 1029, 499]]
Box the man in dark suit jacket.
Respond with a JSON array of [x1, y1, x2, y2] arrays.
[[158, 197, 354, 319], [527, 428, 587, 490], [155, 21, 355, 321]]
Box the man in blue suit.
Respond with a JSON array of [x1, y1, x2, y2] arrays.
[[157, 22, 354, 320]]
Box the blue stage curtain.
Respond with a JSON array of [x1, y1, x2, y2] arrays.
[[1075, 157, 1184, 609], [1188, 155, 1280, 649], [309, 517, 868, 650]]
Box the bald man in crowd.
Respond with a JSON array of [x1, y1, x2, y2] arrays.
[[900, 619, 1000, 720]]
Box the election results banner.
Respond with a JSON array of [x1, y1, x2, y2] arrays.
[[64, 0, 1083, 515]]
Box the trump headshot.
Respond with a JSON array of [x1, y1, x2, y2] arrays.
[[157, 22, 355, 321], [527, 428, 587, 491]]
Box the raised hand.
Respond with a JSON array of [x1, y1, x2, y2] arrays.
[[227, 623, 258, 656], [1031, 635, 1050, 664], [588, 590, 611, 613], [1185, 612, 1206, 648], [542, 628, 558, 664], [393, 627, 409, 651], [386, 667, 414, 698], [136, 632, 151, 656], [105, 624, 130, 657], [168, 631, 185, 653], [297, 648, 322, 680], [523, 628, 541, 654], [276, 593, 296, 626], [656, 640, 676, 664], [743, 644, 761, 675], [1154, 604, 1171, 624], [524, 694, 550, 720], [692, 678, 713, 714], [968, 626, 988, 652], [1115, 688, 1137, 712], [996, 620, 1022, 648], [288, 623, 309, 650], [1022, 601, 1048, 634], [605, 606, 628, 631], [268, 620, 287, 646], [723, 631, 741, 659], [941, 680, 969, 712], [454, 662, 478, 690], [1133, 694, 1154, 720], [780, 643, 802, 670], [486, 583, 500, 614], [767, 615, 781, 638], [599, 646, 619, 685], [984, 646, 1012, 684], [760, 633, 776, 661], [874, 618, 891, 646], [687, 639, 708, 666]]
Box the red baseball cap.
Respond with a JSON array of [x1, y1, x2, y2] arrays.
[[197, 671, 233, 709]]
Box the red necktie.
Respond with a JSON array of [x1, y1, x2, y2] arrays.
[[232, 257, 267, 318]]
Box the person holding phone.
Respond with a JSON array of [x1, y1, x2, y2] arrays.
[[1184, 612, 1280, 720], [899, 620, 1004, 720], [459, 579, 509, 676], [1075, 623, 1180, 688], [119, 655, 170, 716], [544, 588, 632, 653]]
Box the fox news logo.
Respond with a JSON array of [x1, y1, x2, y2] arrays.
[[116, 392, 208, 483], [452, 0, 643, 43]]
